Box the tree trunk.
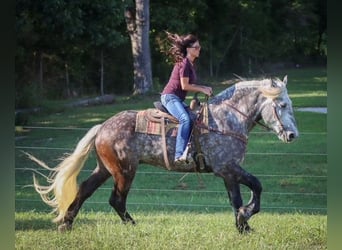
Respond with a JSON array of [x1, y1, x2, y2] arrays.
[[215, 28, 239, 77], [100, 49, 104, 96], [65, 63, 71, 98], [125, 0, 152, 95], [39, 52, 43, 92], [209, 36, 213, 77]]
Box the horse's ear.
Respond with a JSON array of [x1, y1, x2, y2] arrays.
[[283, 75, 288, 85]]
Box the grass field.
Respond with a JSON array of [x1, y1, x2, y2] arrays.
[[15, 67, 327, 249], [15, 212, 326, 250]]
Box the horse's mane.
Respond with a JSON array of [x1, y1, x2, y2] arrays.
[[258, 78, 286, 99], [210, 77, 285, 104]]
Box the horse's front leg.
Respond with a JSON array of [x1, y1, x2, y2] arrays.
[[219, 171, 250, 233], [221, 172, 247, 231], [233, 163, 262, 223], [217, 162, 262, 233]]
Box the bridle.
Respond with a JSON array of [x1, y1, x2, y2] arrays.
[[225, 102, 271, 131], [226, 100, 288, 136], [195, 98, 286, 143], [271, 101, 286, 137]]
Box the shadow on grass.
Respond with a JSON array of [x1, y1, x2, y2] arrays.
[[15, 216, 98, 231], [15, 212, 128, 231], [15, 217, 57, 231]]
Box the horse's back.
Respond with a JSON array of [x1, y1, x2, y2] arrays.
[[95, 110, 138, 147]]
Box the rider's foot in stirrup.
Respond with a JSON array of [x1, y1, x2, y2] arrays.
[[174, 155, 194, 168]]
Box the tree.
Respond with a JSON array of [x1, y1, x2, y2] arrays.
[[16, 0, 86, 100], [81, 0, 126, 96], [124, 0, 152, 95], [196, 0, 241, 77], [15, 0, 327, 107], [16, 0, 127, 100]]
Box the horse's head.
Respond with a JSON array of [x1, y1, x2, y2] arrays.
[[259, 76, 299, 143]]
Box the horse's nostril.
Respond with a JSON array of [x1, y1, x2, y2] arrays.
[[287, 132, 296, 141]]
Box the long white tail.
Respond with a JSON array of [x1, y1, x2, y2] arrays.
[[26, 124, 102, 223]]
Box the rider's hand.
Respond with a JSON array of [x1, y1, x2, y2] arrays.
[[202, 86, 213, 96]]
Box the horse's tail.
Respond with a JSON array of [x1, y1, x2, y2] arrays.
[[27, 124, 102, 223]]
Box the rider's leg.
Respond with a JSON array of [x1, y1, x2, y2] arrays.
[[161, 94, 193, 160]]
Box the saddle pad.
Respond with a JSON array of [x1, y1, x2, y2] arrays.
[[135, 109, 178, 137]]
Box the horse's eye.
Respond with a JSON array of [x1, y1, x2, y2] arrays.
[[279, 102, 287, 108]]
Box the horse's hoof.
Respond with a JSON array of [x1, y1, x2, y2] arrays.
[[237, 222, 252, 234], [236, 207, 252, 234], [237, 207, 248, 224], [58, 223, 72, 232], [122, 218, 136, 225], [238, 226, 251, 234]]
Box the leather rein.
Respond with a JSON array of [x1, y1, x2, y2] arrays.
[[195, 100, 284, 144]]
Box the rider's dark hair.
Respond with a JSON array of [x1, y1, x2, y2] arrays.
[[164, 31, 198, 63]]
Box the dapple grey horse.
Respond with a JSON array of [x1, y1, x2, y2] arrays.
[[29, 76, 298, 233]]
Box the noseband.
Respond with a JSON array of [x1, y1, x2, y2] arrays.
[[271, 102, 286, 136]]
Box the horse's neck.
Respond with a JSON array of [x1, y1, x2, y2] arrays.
[[231, 87, 261, 116], [209, 86, 262, 133]]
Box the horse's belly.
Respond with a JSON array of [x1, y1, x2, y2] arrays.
[[201, 135, 246, 169]]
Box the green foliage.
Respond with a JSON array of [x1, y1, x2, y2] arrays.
[[16, 0, 327, 107], [16, 0, 128, 102], [15, 82, 42, 109], [15, 113, 30, 126]]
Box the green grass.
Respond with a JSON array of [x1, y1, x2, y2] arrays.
[[262, 67, 327, 107], [15, 211, 326, 250], [207, 66, 327, 107], [15, 67, 327, 249]]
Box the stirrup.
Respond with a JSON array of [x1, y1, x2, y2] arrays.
[[174, 156, 195, 169], [175, 153, 194, 165]]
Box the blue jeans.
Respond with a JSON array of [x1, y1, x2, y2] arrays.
[[161, 94, 193, 159]]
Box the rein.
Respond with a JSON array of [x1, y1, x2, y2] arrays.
[[225, 101, 286, 134], [195, 123, 248, 144], [195, 97, 248, 144], [225, 102, 271, 131], [195, 98, 285, 143]]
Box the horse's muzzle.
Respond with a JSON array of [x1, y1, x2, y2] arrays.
[[281, 130, 299, 143]]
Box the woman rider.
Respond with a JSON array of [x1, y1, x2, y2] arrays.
[[161, 32, 212, 166]]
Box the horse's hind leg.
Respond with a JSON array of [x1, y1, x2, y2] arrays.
[[109, 169, 136, 224], [96, 146, 136, 224], [59, 165, 111, 232]]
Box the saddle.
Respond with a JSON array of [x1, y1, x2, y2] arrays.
[[135, 99, 209, 171], [135, 107, 178, 136]]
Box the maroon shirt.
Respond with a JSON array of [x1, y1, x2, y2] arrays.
[[161, 57, 197, 101]]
